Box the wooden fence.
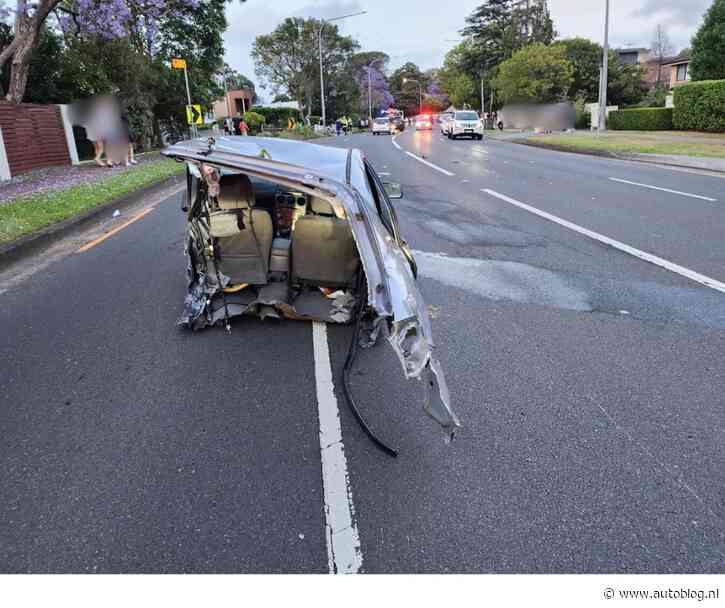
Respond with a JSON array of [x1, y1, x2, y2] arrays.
[[0, 102, 71, 178]]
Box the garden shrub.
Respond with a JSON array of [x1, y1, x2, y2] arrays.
[[673, 80, 725, 132], [608, 107, 673, 130]]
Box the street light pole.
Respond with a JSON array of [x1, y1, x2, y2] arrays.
[[597, 0, 611, 132], [366, 58, 384, 127], [316, 10, 366, 128]]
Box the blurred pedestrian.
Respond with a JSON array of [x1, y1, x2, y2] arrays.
[[240, 118, 249, 136], [232, 112, 242, 135], [335, 118, 342, 136], [119, 112, 138, 166]]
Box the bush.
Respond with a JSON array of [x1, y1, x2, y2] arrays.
[[248, 106, 301, 128], [673, 80, 725, 132], [575, 111, 591, 129], [608, 107, 673, 130], [243, 111, 266, 134]]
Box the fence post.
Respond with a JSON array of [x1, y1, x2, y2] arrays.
[[0, 127, 11, 181], [58, 104, 80, 165]]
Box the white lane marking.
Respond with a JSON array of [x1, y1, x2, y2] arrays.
[[391, 136, 401, 150], [378, 172, 391, 176], [482, 189, 725, 294], [404, 151, 455, 176], [312, 321, 363, 574], [609, 177, 717, 202]]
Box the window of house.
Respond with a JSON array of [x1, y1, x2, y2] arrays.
[[676, 63, 690, 82]]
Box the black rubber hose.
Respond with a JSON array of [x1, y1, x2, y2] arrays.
[[342, 274, 398, 458]]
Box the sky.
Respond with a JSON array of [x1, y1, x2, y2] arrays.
[[223, 0, 711, 101]]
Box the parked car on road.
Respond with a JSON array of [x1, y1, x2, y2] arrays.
[[371, 117, 392, 135], [162, 136, 460, 442], [447, 111, 484, 140]]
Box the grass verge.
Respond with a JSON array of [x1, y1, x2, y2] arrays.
[[523, 132, 725, 159], [0, 158, 183, 245]]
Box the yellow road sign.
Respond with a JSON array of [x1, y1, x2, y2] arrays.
[[287, 117, 297, 129], [171, 58, 187, 69], [186, 104, 203, 125]]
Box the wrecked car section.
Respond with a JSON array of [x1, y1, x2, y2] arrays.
[[163, 138, 460, 437]]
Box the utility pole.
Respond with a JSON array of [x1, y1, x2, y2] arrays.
[[480, 76, 485, 116], [597, 0, 610, 133], [366, 58, 384, 127], [316, 10, 366, 128]]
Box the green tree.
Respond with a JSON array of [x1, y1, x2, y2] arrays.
[[440, 71, 478, 108], [554, 38, 646, 105], [251, 17, 359, 118], [462, 0, 556, 65], [690, 0, 725, 81], [493, 43, 573, 104], [390, 62, 429, 115]]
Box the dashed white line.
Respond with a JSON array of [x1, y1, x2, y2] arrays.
[[312, 321, 363, 574], [404, 151, 455, 176], [482, 188, 725, 294], [391, 136, 402, 150], [609, 177, 717, 202]]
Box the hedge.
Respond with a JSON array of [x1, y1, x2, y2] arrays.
[[608, 107, 673, 130], [248, 106, 301, 127], [673, 80, 725, 133]]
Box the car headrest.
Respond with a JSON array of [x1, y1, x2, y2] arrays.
[[218, 174, 255, 210], [309, 197, 335, 217]]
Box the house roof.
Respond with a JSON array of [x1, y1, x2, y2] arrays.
[[661, 54, 691, 66]]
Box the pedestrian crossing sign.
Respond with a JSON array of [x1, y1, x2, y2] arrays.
[[186, 104, 203, 125]]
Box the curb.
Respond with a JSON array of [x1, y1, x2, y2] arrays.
[[0, 172, 184, 270], [512, 139, 725, 175]]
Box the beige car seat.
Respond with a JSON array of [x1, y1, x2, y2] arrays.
[[209, 174, 273, 285], [291, 197, 359, 287]]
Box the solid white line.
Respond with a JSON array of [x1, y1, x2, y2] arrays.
[[482, 189, 725, 294], [404, 151, 455, 176], [609, 177, 717, 202], [391, 136, 401, 150], [312, 321, 363, 574]]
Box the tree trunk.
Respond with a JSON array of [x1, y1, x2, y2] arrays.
[[4, 1, 58, 103], [6, 33, 36, 103]]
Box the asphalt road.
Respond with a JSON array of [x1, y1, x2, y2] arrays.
[[1, 130, 724, 573]]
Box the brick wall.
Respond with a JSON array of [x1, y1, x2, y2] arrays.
[[0, 102, 71, 177]]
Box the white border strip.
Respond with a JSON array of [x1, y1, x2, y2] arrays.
[[404, 151, 455, 176], [609, 177, 716, 202], [312, 321, 363, 574], [482, 189, 725, 294]]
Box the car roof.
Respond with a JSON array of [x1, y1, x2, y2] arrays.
[[163, 136, 351, 183]]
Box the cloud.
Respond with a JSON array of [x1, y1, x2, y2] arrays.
[[632, 0, 710, 26]]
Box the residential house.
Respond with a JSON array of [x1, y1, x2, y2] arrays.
[[617, 47, 652, 66], [660, 54, 692, 88], [212, 88, 253, 120]]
